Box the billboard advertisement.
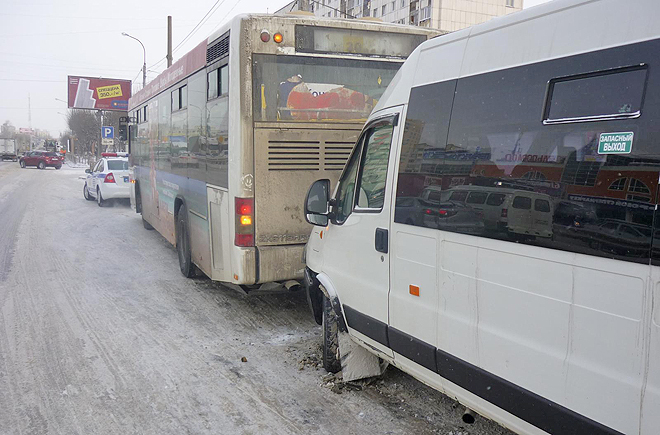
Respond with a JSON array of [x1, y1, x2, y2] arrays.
[[67, 76, 132, 111]]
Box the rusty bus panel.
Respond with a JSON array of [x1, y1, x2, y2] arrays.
[[253, 124, 360, 247]]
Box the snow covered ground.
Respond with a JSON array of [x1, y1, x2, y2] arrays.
[[0, 162, 512, 435]]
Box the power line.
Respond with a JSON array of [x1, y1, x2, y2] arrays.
[[172, 0, 228, 54], [0, 12, 197, 22], [1, 24, 195, 38], [148, 0, 229, 72], [0, 107, 62, 110], [0, 79, 65, 82], [208, 0, 244, 35], [0, 59, 136, 73], [0, 51, 140, 69]]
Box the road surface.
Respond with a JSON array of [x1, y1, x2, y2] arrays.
[[0, 161, 513, 435]]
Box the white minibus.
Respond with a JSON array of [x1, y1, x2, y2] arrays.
[[303, 0, 660, 434]]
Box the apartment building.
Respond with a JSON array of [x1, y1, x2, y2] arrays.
[[305, 0, 523, 32]]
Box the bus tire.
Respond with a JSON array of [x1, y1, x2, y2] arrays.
[[176, 204, 195, 278], [142, 216, 154, 230], [135, 182, 142, 214], [322, 295, 341, 373]]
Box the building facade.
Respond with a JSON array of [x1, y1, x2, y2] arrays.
[[304, 0, 523, 32]]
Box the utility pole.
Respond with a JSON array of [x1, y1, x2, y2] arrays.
[[28, 94, 32, 129], [298, 0, 310, 11], [167, 16, 173, 68], [97, 110, 103, 159]]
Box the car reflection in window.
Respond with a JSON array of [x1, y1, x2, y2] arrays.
[[572, 219, 651, 259]]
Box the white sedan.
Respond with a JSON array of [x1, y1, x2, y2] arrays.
[[83, 153, 131, 207]]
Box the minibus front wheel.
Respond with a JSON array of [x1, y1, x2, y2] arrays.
[[322, 294, 341, 373]]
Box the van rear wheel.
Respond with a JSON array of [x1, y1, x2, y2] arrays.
[[322, 295, 341, 373]]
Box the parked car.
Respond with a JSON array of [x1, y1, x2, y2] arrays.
[[393, 196, 436, 226], [83, 153, 130, 207], [19, 150, 63, 169], [553, 200, 598, 228], [421, 185, 554, 238], [575, 219, 651, 258], [396, 196, 485, 235]]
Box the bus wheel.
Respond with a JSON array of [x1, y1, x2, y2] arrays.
[[135, 183, 142, 214], [322, 295, 341, 373], [142, 216, 154, 230], [176, 204, 195, 278]]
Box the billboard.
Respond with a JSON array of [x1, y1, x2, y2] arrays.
[[67, 76, 132, 111]]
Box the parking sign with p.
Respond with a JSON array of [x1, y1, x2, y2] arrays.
[[102, 126, 114, 139]]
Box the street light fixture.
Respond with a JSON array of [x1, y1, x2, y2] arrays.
[[122, 32, 147, 89]]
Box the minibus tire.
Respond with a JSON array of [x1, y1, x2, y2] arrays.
[[176, 204, 195, 278], [322, 295, 341, 373]]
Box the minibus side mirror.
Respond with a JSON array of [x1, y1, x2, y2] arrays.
[[84, 168, 91, 174], [305, 179, 330, 226]]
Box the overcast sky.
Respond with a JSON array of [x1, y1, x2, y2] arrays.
[[0, 0, 552, 136]]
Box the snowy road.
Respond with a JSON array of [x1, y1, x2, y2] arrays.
[[0, 163, 512, 435]]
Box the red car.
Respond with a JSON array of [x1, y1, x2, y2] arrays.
[[19, 151, 63, 170]]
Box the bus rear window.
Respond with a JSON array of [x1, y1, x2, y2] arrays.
[[252, 54, 400, 122], [544, 65, 647, 123]]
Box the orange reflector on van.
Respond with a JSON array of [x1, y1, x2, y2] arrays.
[[409, 285, 420, 297]]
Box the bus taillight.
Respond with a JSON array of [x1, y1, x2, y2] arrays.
[[235, 197, 254, 247]]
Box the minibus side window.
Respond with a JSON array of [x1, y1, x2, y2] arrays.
[[334, 137, 364, 223]]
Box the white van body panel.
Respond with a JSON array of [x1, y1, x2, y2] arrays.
[[307, 0, 660, 434]]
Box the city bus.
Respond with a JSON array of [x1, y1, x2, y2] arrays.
[[127, 13, 438, 292]]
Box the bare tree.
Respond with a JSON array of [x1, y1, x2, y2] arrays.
[[66, 109, 128, 159]]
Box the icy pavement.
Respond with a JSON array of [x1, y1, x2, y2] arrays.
[[0, 164, 513, 435]]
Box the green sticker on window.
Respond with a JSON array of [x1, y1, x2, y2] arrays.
[[598, 132, 633, 154]]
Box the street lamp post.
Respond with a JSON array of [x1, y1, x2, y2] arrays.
[[122, 32, 146, 89]]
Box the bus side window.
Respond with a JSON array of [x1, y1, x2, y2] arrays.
[[220, 65, 229, 95], [208, 69, 218, 100]]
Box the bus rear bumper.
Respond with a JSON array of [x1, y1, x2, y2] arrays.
[[257, 244, 306, 284]]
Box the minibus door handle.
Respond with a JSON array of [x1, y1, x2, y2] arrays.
[[375, 228, 388, 254]]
